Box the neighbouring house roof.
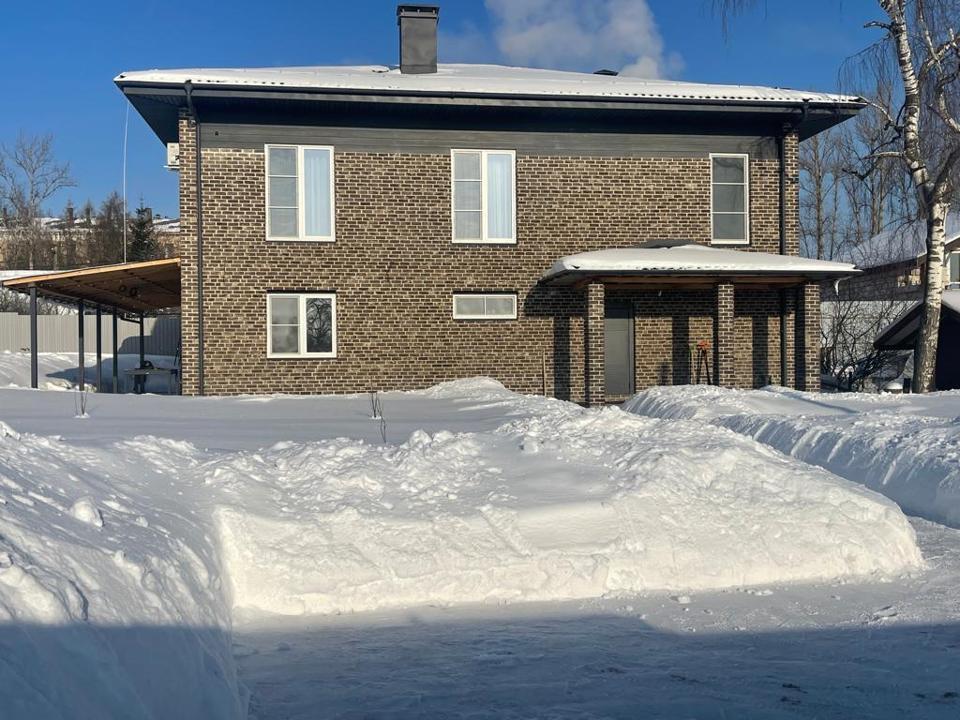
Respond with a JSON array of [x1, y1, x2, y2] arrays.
[[852, 212, 960, 270], [1, 258, 181, 315], [116, 63, 865, 144], [874, 289, 960, 349], [540, 242, 858, 286], [116, 64, 863, 106]]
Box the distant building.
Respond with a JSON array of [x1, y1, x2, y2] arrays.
[[874, 290, 960, 391], [827, 214, 960, 302], [0, 211, 180, 268]]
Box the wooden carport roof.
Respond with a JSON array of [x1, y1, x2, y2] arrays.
[[1, 258, 181, 315]]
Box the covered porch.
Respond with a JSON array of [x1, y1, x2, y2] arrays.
[[540, 243, 857, 405], [1, 258, 182, 393]]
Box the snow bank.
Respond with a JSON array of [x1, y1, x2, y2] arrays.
[[625, 385, 960, 527], [0, 425, 244, 719], [207, 385, 922, 616]]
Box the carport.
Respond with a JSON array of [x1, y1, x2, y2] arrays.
[[1, 258, 181, 391]]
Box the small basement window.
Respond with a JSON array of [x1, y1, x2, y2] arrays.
[[265, 145, 335, 242], [452, 293, 518, 320], [451, 150, 516, 244], [267, 293, 337, 358], [710, 153, 749, 245]]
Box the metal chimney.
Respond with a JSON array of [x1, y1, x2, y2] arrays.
[[397, 5, 439, 74]]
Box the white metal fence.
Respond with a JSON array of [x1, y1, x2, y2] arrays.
[[0, 313, 180, 355]]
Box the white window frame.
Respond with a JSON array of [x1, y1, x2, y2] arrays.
[[266, 292, 337, 359], [452, 292, 518, 320], [450, 149, 517, 245], [265, 144, 336, 242], [709, 152, 750, 246]]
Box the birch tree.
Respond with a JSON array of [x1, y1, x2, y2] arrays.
[[717, 0, 960, 392], [859, 1, 960, 391]]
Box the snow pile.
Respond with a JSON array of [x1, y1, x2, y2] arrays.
[[206, 383, 922, 616], [625, 385, 960, 527], [0, 424, 244, 719]]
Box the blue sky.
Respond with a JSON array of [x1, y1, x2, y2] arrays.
[[0, 0, 885, 218]]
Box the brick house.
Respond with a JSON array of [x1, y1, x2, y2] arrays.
[[114, 4, 861, 403], [826, 214, 960, 303]]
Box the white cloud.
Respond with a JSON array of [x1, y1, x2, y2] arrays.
[[443, 0, 682, 79]]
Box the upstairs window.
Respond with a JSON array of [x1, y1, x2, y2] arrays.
[[266, 145, 335, 242], [267, 293, 337, 358], [452, 150, 516, 244], [710, 153, 749, 244], [949, 251, 959, 287]]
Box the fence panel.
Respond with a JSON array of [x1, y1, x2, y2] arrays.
[[0, 313, 180, 356]]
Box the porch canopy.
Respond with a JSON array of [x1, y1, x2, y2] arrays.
[[2, 258, 181, 314], [1, 258, 181, 391], [541, 241, 857, 287], [539, 242, 858, 405]]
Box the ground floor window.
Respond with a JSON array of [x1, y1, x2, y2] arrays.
[[267, 293, 336, 358], [452, 292, 518, 320]]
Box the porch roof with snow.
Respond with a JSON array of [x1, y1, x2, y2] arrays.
[[540, 242, 859, 287], [1, 258, 181, 315]]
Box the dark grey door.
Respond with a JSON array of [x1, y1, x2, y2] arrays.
[[604, 301, 635, 397]]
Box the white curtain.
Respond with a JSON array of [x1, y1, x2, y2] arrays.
[[486, 153, 514, 239], [304, 148, 332, 237]]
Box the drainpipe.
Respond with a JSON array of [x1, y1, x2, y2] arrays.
[[185, 80, 205, 395], [778, 130, 789, 385]]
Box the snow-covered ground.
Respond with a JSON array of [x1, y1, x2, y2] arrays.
[[0, 352, 957, 719], [625, 385, 960, 527]]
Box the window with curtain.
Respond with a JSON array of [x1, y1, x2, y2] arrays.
[[710, 154, 749, 244], [267, 293, 337, 358], [451, 150, 516, 243], [266, 145, 335, 241], [452, 293, 518, 320]]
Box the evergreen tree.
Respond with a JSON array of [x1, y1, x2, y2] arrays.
[[88, 192, 125, 265], [128, 201, 159, 261]]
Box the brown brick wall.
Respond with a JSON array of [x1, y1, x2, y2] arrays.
[[178, 120, 803, 399], [796, 282, 822, 392]]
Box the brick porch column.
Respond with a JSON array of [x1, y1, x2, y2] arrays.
[[795, 281, 821, 392], [585, 281, 605, 406], [715, 281, 735, 387]]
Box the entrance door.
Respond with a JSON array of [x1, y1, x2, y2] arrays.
[[604, 300, 635, 397]]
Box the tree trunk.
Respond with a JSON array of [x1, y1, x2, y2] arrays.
[[914, 201, 948, 391]]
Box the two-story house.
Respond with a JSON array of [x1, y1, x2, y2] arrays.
[[113, 4, 860, 403]]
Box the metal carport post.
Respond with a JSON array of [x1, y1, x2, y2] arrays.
[[77, 300, 85, 392], [29, 287, 38, 389]]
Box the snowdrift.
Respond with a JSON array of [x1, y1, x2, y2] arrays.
[[207, 386, 923, 616], [625, 385, 960, 527], [0, 423, 245, 720]]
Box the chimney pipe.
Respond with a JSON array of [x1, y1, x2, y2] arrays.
[[397, 5, 439, 74]]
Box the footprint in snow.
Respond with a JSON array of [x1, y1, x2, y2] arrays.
[[866, 606, 898, 624]]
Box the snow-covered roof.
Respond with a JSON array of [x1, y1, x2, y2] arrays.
[[853, 213, 960, 269], [875, 289, 960, 348], [541, 242, 858, 284], [115, 63, 863, 106]]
